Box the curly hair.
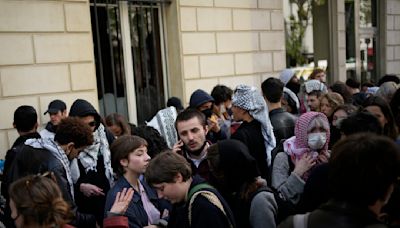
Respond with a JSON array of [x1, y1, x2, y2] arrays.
[[9, 174, 72, 227], [54, 117, 94, 148]]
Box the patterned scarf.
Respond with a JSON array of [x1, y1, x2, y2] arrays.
[[78, 123, 114, 186], [146, 106, 178, 149], [25, 138, 76, 201], [232, 84, 276, 166], [283, 112, 330, 179]]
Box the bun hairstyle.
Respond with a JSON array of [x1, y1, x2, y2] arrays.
[[9, 173, 72, 227]]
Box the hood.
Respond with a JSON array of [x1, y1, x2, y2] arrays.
[[69, 99, 101, 128]]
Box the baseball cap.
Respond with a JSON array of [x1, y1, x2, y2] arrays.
[[44, 99, 66, 115]]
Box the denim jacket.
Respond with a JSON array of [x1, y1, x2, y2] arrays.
[[104, 176, 170, 228]]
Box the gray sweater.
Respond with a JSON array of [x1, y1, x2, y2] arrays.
[[271, 152, 305, 205], [250, 191, 278, 228]]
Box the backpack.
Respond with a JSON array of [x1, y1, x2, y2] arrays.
[[187, 183, 234, 228]]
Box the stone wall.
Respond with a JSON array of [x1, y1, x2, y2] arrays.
[[177, 0, 286, 104], [0, 0, 97, 158]]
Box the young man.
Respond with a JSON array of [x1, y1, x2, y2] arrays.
[[40, 99, 68, 139], [172, 109, 211, 180], [262, 78, 297, 144], [7, 117, 96, 227], [231, 85, 276, 178], [189, 89, 227, 143], [1, 105, 41, 227], [145, 151, 235, 228]]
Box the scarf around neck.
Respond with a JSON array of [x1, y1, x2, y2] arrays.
[[78, 123, 114, 186], [25, 138, 76, 201]]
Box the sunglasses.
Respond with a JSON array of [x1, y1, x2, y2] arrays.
[[88, 121, 97, 127]]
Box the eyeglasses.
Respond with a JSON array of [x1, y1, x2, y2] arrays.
[[88, 121, 97, 127]]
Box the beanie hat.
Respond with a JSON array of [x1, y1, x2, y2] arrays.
[[189, 89, 214, 108], [279, 69, 295, 86]]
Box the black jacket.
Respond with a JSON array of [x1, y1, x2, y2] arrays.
[[269, 108, 297, 144], [7, 145, 96, 227], [168, 176, 235, 228], [279, 200, 388, 228]]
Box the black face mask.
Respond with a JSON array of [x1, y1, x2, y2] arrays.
[[286, 81, 301, 95], [329, 125, 342, 148], [202, 108, 213, 119], [226, 108, 233, 117]]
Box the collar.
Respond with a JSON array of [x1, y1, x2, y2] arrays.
[[186, 142, 210, 162]]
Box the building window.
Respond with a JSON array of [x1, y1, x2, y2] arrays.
[[90, 0, 169, 124]]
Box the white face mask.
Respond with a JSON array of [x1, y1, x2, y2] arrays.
[[308, 132, 327, 150]]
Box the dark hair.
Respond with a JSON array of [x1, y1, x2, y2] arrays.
[[361, 81, 375, 88], [309, 68, 325, 80], [105, 113, 131, 136], [330, 81, 353, 104], [175, 108, 206, 130], [9, 174, 72, 227], [345, 78, 360, 89], [110, 135, 148, 176], [261, 78, 284, 103], [54, 117, 94, 148], [378, 74, 400, 87], [332, 104, 358, 117], [362, 96, 398, 140], [329, 133, 400, 207], [145, 152, 192, 185], [131, 125, 169, 158], [211, 85, 233, 105], [308, 90, 323, 98], [13, 105, 37, 132], [340, 111, 382, 135]]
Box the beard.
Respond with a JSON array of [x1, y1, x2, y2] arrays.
[[185, 141, 207, 156]]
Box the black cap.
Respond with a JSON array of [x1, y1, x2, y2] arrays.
[[44, 99, 66, 115]]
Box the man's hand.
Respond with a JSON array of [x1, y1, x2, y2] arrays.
[[172, 140, 184, 153], [80, 183, 104, 197]]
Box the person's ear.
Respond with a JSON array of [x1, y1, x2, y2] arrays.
[[66, 142, 75, 154], [13, 123, 16, 129], [174, 173, 183, 183], [34, 122, 39, 130], [204, 124, 209, 135], [120, 158, 129, 169]]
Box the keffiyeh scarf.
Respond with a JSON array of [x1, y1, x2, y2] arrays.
[[232, 85, 276, 166], [25, 138, 76, 201], [78, 123, 114, 186]]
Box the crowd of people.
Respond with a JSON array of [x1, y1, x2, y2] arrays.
[[1, 68, 400, 228]]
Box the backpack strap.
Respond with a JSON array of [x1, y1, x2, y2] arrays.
[[187, 183, 233, 228]]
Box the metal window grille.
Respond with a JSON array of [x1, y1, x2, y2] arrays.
[[90, 0, 169, 124]]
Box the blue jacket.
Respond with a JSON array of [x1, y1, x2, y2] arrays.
[[104, 176, 170, 228]]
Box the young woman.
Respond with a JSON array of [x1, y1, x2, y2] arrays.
[[363, 95, 398, 140], [105, 135, 169, 228], [105, 113, 131, 138], [271, 112, 330, 206], [9, 173, 72, 228], [319, 92, 344, 121]]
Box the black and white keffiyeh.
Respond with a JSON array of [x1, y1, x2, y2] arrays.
[[25, 138, 76, 201], [78, 123, 114, 186], [232, 84, 276, 166]]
